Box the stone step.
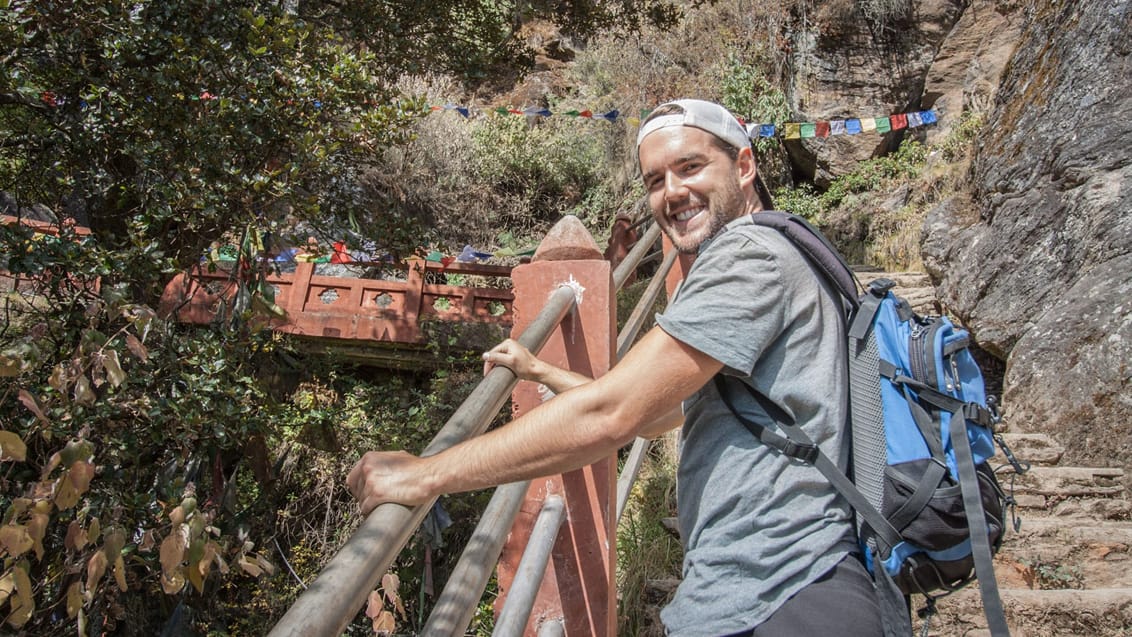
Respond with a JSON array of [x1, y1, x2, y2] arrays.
[[915, 587, 1132, 636], [993, 432, 1065, 467], [1006, 465, 1126, 498], [994, 519, 1132, 590]]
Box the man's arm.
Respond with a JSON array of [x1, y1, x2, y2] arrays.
[[347, 326, 721, 513], [483, 338, 686, 438]]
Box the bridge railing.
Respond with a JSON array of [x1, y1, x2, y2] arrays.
[[269, 215, 678, 636], [159, 257, 516, 345]]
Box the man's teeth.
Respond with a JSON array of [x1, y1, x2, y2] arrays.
[[674, 208, 703, 222]]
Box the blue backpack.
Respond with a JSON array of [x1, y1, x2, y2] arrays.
[[716, 211, 1023, 637]]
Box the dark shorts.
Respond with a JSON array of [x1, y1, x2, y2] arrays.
[[726, 554, 884, 637]]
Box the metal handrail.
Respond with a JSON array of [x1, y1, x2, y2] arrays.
[[268, 284, 579, 637], [420, 481, 529, 636], [491, 496, 567, 637], [612, 221, 660, 292]]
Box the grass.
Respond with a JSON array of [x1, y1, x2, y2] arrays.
[[616, 431, 683, 636]]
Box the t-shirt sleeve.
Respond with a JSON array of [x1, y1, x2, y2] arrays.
[[655, 230, 787, 376]]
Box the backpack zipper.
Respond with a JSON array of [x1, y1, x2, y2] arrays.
[[909, 319, 942, 390]]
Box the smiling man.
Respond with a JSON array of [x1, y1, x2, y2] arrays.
[[348, 99, 882, 636]]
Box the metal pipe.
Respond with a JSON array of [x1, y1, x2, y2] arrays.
[[616, 247, 678, 360], [420, 481, 530, 637], [492, 496, 568, 637], [268, 285, 578, 637], [612, 222, 662, 292]]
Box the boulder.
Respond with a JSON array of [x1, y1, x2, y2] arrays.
[[922, 0, 1132, 468]]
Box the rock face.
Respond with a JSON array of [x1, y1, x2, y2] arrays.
[[919, 0, 1023, 143], [787, 0, 967, 185], [921, 0, 1132, 470]]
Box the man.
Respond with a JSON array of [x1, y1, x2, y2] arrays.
[[348, 99, 882, 636]]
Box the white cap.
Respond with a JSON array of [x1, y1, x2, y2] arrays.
[[636, 99, 751, 152]]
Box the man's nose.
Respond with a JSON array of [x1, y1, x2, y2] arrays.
[[663, 172, 688, 201]]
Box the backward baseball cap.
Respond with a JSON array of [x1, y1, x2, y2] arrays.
[[636, 99, 751, 152]]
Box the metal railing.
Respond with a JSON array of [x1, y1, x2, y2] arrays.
[[269, 218, 676, 637]]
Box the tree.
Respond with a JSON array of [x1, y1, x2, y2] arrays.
[[0, 1, 682, 634]]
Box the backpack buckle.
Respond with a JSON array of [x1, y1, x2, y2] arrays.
[[781, 440, 820, 464], [867, 278, 896, 297]]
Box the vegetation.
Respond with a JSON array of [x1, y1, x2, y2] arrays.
[[0, 0, 991, 634]]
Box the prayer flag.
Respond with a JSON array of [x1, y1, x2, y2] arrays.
[[890, 113, 907, 130], [875, 117, 891, 133], [907, 112, 923, 128], [456, 107, 470, 118], [861, 118, 877, 133], [627, 117, 640, 126], [785, 123, 801, 139], [830, 120, 847, 135], [846, 119, 862, 134], [563, 109, 581, 116], [815, 121, 831, 138], [579, 110, 593, 118], [801, 123, 816, 138], [920, 110, 937, 125], [759, 124, 776, 138], [600, 109, 619, 122]]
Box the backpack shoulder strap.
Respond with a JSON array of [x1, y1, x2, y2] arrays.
[[748, 211, 860, 311]]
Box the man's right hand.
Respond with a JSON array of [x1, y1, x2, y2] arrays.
[[347, 450, 436, 514]]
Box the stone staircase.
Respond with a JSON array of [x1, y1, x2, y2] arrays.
[[914, 432, 1132, 636]]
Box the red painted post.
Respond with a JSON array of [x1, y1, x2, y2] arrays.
[[497, 216, 617, 636]]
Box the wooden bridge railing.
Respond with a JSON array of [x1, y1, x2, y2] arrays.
[[159, 258, 516, 346], [268, 215, 675, 636]]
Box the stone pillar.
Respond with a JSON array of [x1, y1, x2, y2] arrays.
[[496, 216, 617, 636]]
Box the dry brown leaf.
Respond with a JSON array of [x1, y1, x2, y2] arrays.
[[103, 527, 126, 561], [27, 512, 48, 560], [65, 521, 84, 552], [161, 569, 186, 595], [187, 560, 205, 594], [16, 390, 48, 424], [0, 431, 26, 462], [73, 375, 96, 406], [65, 581, 82, 618], [54, 472, 79, 510], [113, 555, 127, 592], [372, 609, 395, 636], [0, 525, 34, 559], [11, 564, 34, 627], [125, 333, 148, 362], [85, 550, 108, 595], [159, 528, 186, 577], [0, 572, 14, 607], [69, 460, 95, 493], [87, 517, 101, 545], [103, 350, 126, 388], [40, 451, 61, 480], [168, 505, 185, 526], [365, 590, 383, 619], [48, 363, 67, 393], [236, 554, 262, 577]]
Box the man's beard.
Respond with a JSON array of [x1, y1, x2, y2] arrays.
[[658, 174, 746, 254]]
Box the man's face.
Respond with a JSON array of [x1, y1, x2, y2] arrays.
[[638, 127, 748, 254]]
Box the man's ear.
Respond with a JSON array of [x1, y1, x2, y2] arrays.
[[736, 146, 758, 189]]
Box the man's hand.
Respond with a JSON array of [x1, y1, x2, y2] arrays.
[[347, 451, 434, 514], [482, 338, 545, 381]]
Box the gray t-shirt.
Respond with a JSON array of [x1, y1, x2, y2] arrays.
[[656, 214, 856, 636]]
